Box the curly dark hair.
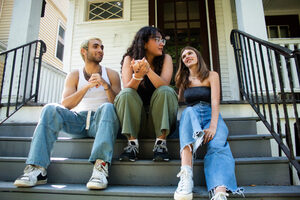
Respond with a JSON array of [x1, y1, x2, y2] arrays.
[[175, 46, 209, 90], [121, 26, 165, 76]]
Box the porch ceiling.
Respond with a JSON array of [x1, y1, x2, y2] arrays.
[[263, 0, 300, 10]]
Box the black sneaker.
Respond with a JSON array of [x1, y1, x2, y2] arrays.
[[153, 140, 170, 161], [119, 141, 139, 162]]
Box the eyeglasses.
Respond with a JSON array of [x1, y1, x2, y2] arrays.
[[154, 37, 166, 45]]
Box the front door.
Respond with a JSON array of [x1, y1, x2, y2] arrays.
[[149, 0, 220, 78]]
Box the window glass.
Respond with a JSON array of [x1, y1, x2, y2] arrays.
[[88, 1, 123, 21]]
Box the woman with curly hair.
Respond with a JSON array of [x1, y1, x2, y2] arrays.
[[114, 26, 178, 162], [174, 46, 243, 200]]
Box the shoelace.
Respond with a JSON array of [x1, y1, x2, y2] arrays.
[[153, 141, 168, 153], [94, 161, 108, 177], [210, 192, 229, 200], [176, 169, 191, 192], [124, 142, 139, 155], [21, 165, 42, 180]]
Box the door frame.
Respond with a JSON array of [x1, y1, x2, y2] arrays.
[[149, 0, 220, 76]]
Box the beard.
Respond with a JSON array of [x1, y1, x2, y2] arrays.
[[86, 51, 103, 63]]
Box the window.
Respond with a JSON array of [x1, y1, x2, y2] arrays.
[[88, 0, 123, 21], [56, 24, 65, 61], [267, 25, 290, 38], [265, 15, 300, 38]]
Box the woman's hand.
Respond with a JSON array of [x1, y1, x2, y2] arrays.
[[203, 126, 217, 144], [131, 57, 150, 78]]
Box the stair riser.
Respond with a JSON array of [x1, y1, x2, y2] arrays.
[[0, 120, 258, 137], [0, 139, 272, 159], [0, 160, 290, 186]]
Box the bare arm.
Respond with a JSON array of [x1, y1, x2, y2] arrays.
[[105, 68, 121, 103], [122, 56, 144, 90], [147, 54, 173, 88], [203, 71, 221, 144], [61, 70, 97, 110]]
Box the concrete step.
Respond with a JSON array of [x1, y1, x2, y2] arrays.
[[0, 134, 273, 159], [0, 157, 291, 186], [0, 182, 300, 200], [0, 117, 258, 137]]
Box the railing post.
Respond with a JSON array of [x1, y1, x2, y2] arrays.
[[230, 29, 300, 176]]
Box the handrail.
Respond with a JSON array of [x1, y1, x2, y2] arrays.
[[0, 40, 46, 124], [230, 29, 300, 178]]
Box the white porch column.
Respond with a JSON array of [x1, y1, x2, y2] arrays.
[[7, 0, 43, 49], [63, 0, 75, 73], [235, 0, 268, 40], [3, 0, 43, 103]]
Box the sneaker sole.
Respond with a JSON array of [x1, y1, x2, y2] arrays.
[[119, 157, 137, 162], [86, 182, 107, 190], [174, 191, 193, 200], [153, 157, 169, 162], [14, 179, 47, 187]]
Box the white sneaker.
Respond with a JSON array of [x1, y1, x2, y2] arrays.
[[86, 159, 109, 190], [211, 192, 229, 200], [14, 165, 47, 187], [174, 166, 193, 200]]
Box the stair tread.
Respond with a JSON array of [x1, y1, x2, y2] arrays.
[[0, 134, 276, 141], [0, 156, 293, 164], [0, 181, 299, 197]]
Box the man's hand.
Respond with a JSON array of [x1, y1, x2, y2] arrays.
[[88, 73, 110, 89]]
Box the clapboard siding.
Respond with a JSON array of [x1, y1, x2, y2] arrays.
[[38, 0, 68, 70], [69, 0, 148, 73], [0, 0, 14, 47]]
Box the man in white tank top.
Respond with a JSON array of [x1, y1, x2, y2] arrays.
[[14, 38, 121, 190]]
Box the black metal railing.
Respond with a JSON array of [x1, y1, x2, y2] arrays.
[[230, 29, 300, 176], [0, 40, 46, 124]]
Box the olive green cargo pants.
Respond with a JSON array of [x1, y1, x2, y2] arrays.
[[114, 86, 178, 138]]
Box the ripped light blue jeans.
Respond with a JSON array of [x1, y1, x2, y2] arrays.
[[26, 103, 119, 168], [179, 101, 241, 194]]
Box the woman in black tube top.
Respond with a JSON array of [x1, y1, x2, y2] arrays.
[[173, 46, 243, 200]]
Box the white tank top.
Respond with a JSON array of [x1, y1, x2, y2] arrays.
[[72, 66, 110, 112]]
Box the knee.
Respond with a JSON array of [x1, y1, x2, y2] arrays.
[[41, 103, 62, 117], [181, 107, 194, 118], [155, 86, 176, 96]]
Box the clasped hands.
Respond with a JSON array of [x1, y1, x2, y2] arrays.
[[88, 73, 109, 89], [131, 57, 150, 79]]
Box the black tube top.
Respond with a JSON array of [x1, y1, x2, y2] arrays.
[[184, 86, 211, 105]]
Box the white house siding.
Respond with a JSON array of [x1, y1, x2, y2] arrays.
[[38, 0, 68, 70], [215, 0, 239, 100], [68, 0, 148, 74], [0, 0, 14, 47]]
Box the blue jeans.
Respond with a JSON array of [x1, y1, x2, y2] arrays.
[[179, 101, 241, 194], [26, 103, 119, 168]]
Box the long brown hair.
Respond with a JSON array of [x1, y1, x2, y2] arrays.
[[121, 26, 165, 87], [175, 46, 209, 90]]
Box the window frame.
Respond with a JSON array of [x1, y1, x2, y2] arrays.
[[78, 0, 131, 24], [55, 21, 66, 62], [87, 0, 124, 21]]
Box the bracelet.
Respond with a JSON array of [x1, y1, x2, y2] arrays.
[[133, 74, 143, 81]]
